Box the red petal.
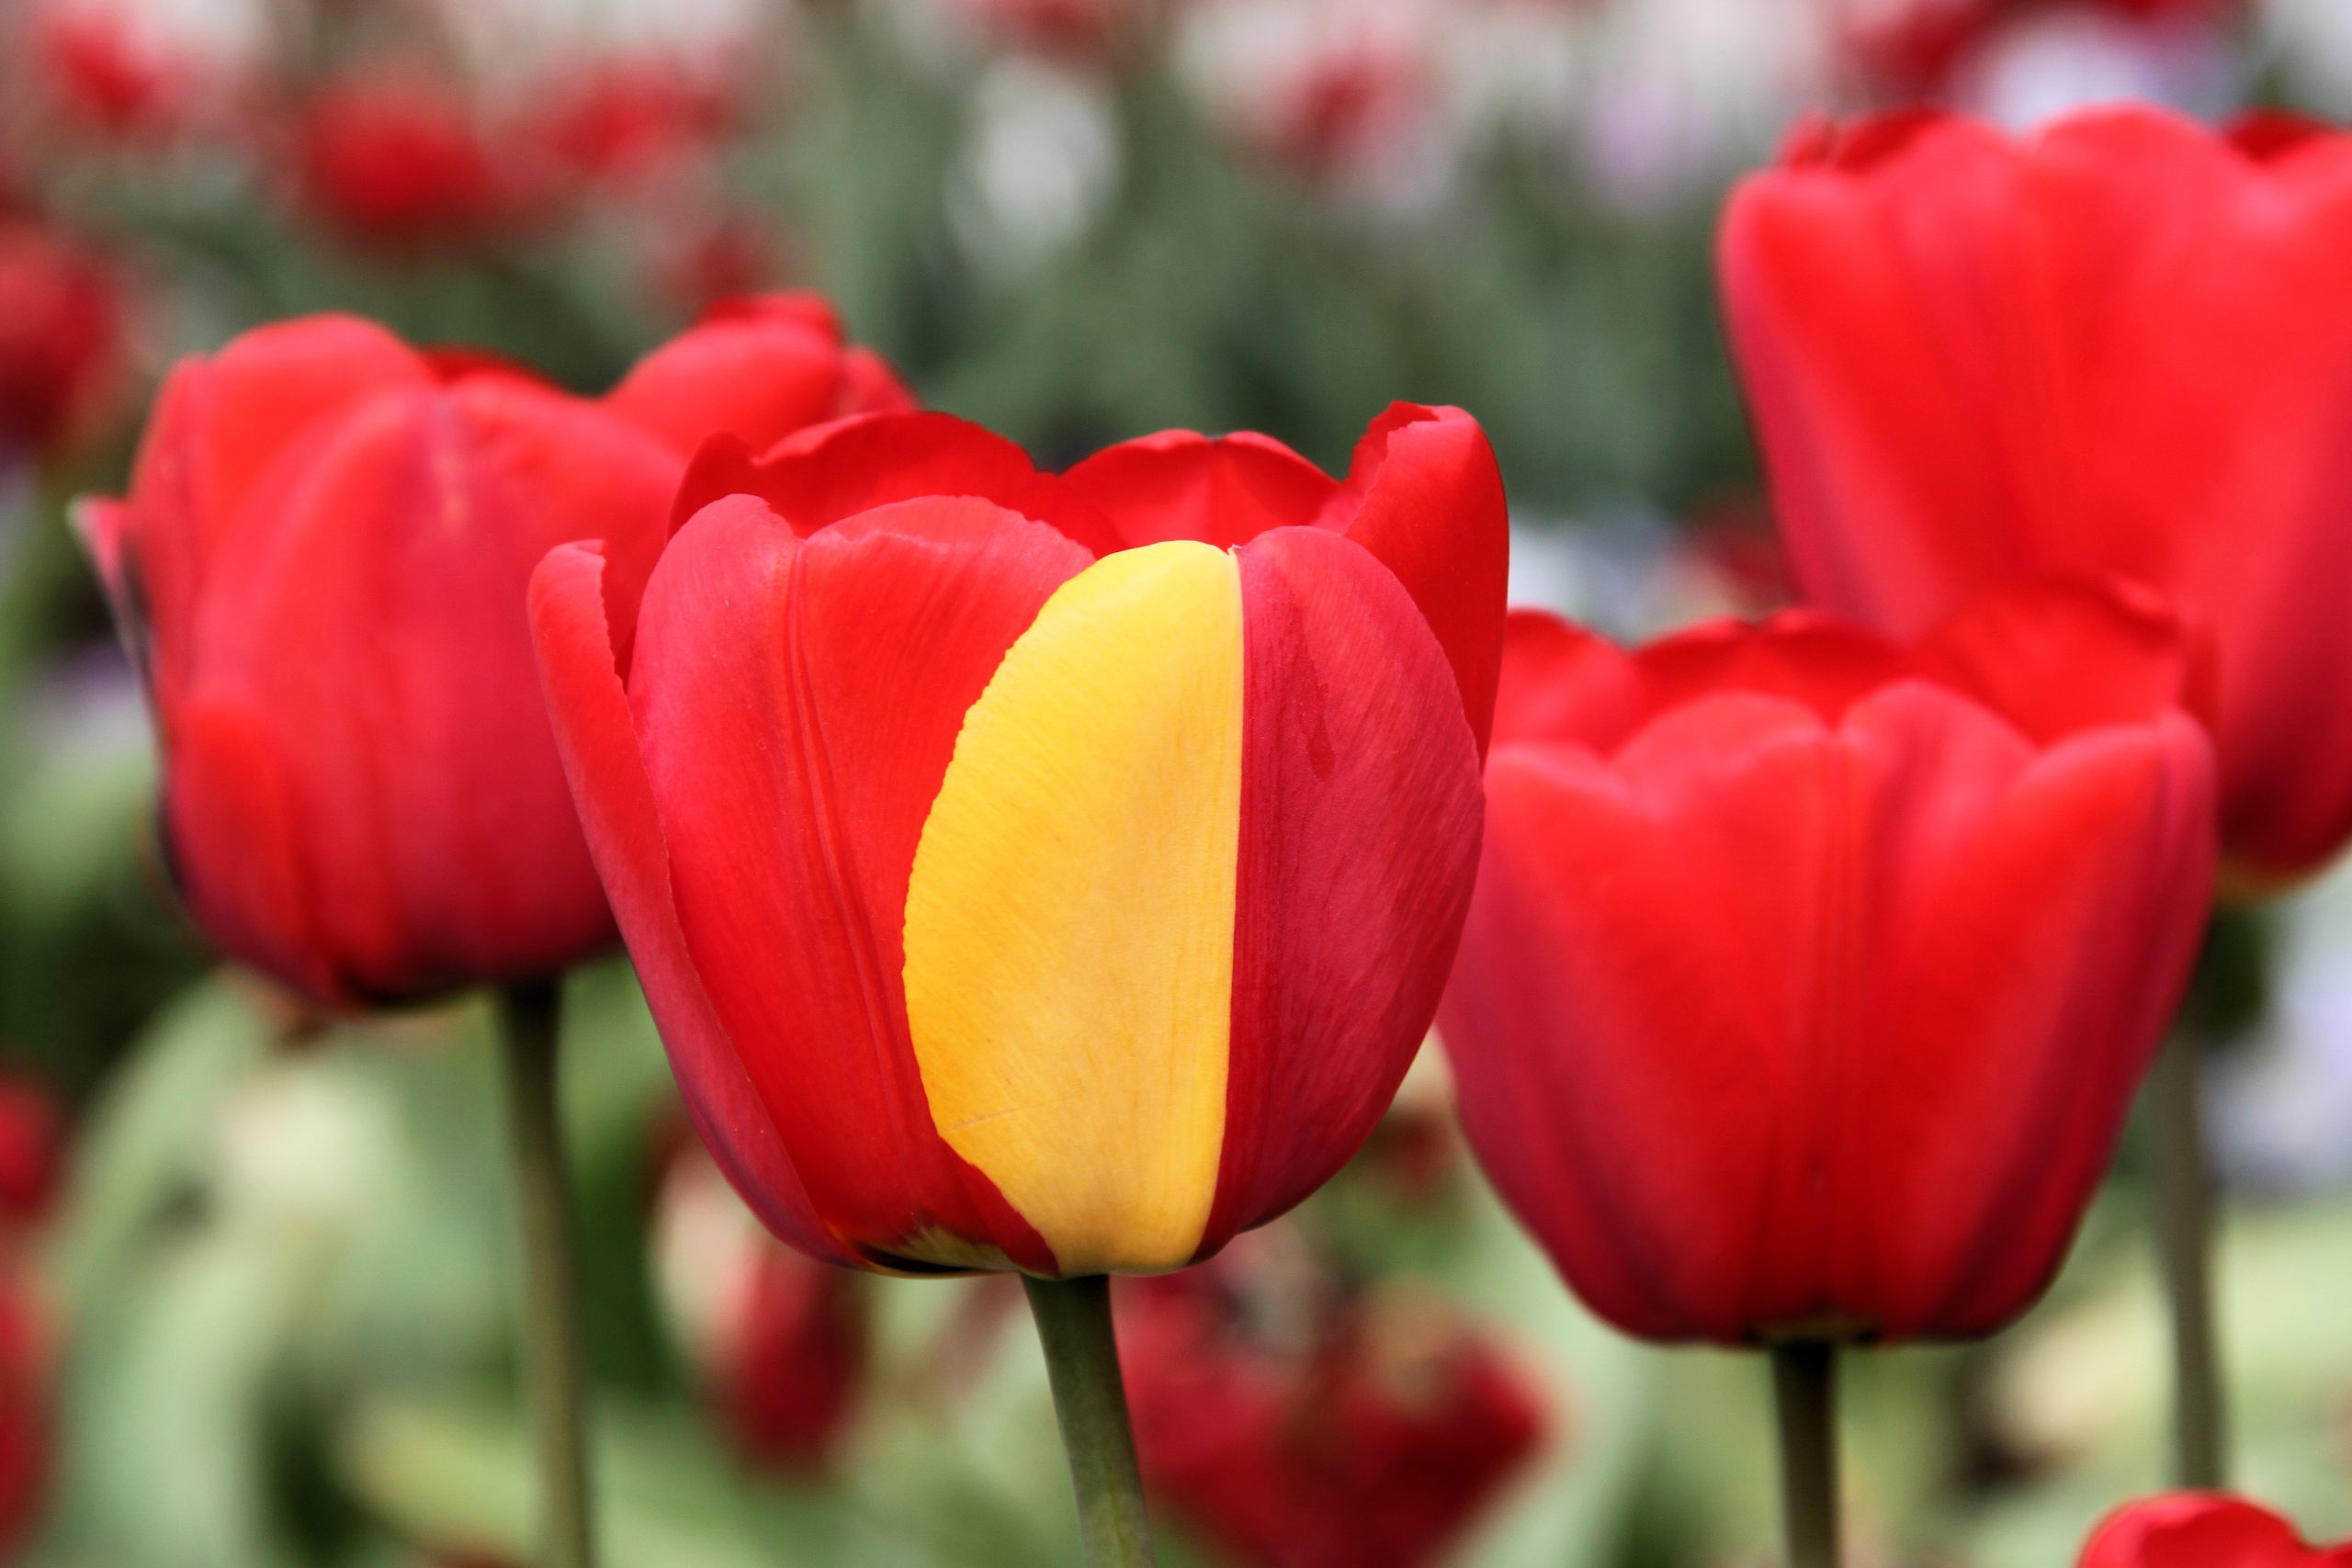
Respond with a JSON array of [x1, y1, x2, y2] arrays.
[[1201, 526, 1484, 1253], [605, 295, 865, 456], [2080, 1495, 2328, 1568], [1318, 404, 1510, 755], [670, 412, 1123, 558], [627, 493, 1091, 1269], [1924, 574, 2218, 744], [1062, 430, 1335, 549], [530, 541, 858, 1267]]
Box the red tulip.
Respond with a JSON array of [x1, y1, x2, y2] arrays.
[[0, 216, 124, 462], [1118, 1238, 1547, 1568], [531, 404, 1507, 1275], [0, 1277, 44, 1559], [2082, 1495, 2352, 1567], [78, 298, 906, 1008], [655, 1139, 869, 1471], [295, 71, 537, 252], [1437, 581, 2216, 1344], [1721, 106, 2352, 889]]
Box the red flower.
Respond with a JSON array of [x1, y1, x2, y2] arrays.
[[295, 71, 537, 252], [0, 217, 124, 462], [530, 405, 1507, 1275], [78, 297, 906, 1008], [2082, 1495, 2352, 1567], [1119, 1244, 1546, 1568], [1437, 581, 2216, 1344], [0, 1279, 45, 1559], [1722, 106, 2352, 889]]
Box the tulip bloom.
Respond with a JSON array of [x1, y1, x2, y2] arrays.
[[2083, 1495, 2352, 1568], [1118, 1242, 1546, 1568], [79, 297, 909, 1008], [1438, 582, 2216, 1344], [531, 404, 1507, 1277], [1720, 106, 2352, 888]]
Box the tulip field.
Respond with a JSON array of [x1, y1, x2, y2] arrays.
[[15, 2, 2352, 1567]]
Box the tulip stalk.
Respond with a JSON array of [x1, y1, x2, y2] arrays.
[[1023, 1275, 1157, 1568], [497, 982, 597, 1568], [1770, 1342, 1839, 1568], [2151, 1034, 2226, 1488]]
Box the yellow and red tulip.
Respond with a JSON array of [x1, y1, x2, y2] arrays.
[[531, 404, 1507, 1276]]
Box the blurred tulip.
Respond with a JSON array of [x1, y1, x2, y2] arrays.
[[24, 0, 269, 139], [0, 1078, 62, 1237], [0, 218, 125, 464], [77, 297, 907, 1008], [1118, 1240, 1546, 1568], [1439, 581, 2216, 1343], [1722, 106, 2352, 889], [0, 1279, 45, 1560], [2081, 1495, 2352, 1566], [294, 70, 539, 252], [531, 403, 1507, 1275], [656, 1140, 869, 1471]]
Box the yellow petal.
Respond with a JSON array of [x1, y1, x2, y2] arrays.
[[902, 540, 1242, 1275]]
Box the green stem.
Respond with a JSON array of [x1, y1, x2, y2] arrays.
[[497, 982, 597, 1568], [2152, 1033, 2227, 1488], [1770, 1341, 1839, 1568], [1023, 1275, 1158, 1568]]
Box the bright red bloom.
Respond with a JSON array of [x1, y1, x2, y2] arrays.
[[1118, 1241, 1546, 1568], [2082, 1495, 2352, 1567], [531, 404, 1507, 1275], [79, 298, 906, 1008], [295, 71, 537, 252], [0, 218, 124, 461], [1722, 106, 2352, 888], [1438, 581, 2216, 1345]]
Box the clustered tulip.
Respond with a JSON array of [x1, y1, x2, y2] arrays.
[[79, 295, 907, 1008], [532, 403, 1507, 1278], [2082, 1495, 2352, 1567], [1439, 582, 2216, 1344], [1722, 105, 2352, 890]]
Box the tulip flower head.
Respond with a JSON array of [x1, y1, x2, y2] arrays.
[[532, 404, 1508, 1278], [2082, 1495, 2352, 1567], [1439, 580, 2217, 1345], [1722, 105, 2352, 889], [79, 297, 910, 1008]]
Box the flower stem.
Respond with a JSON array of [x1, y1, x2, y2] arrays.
[[2152, 1033, 2226, 1488], [1771, 1341, 1839, 1568], [1023, 1274, 1157, 1568], [497, 981, 596, 1568]]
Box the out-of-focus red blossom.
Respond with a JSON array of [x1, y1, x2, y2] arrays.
[[0, 1080, 62, 1236], [655, 1140, 868, 1472], [1439, 582, 2217, 1345], [1844, 0, 2245, 93], [722, 1247, 868, 1470], [1118, 1241, 1547, 1568], [951, 0, 1138, 61], [1723, 106, 2352, 890], [0, 218, 126, 462], [24, 0, 254, 138], [0, 1280, 46, 1560], [1250, 41, 1430, 182], [76, 295, 908, 1008], [2081, 1495, 2352, 1567], [527, 64, 735, 188], [650, 218, 790, 322], [295, 71, 541, 251]]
